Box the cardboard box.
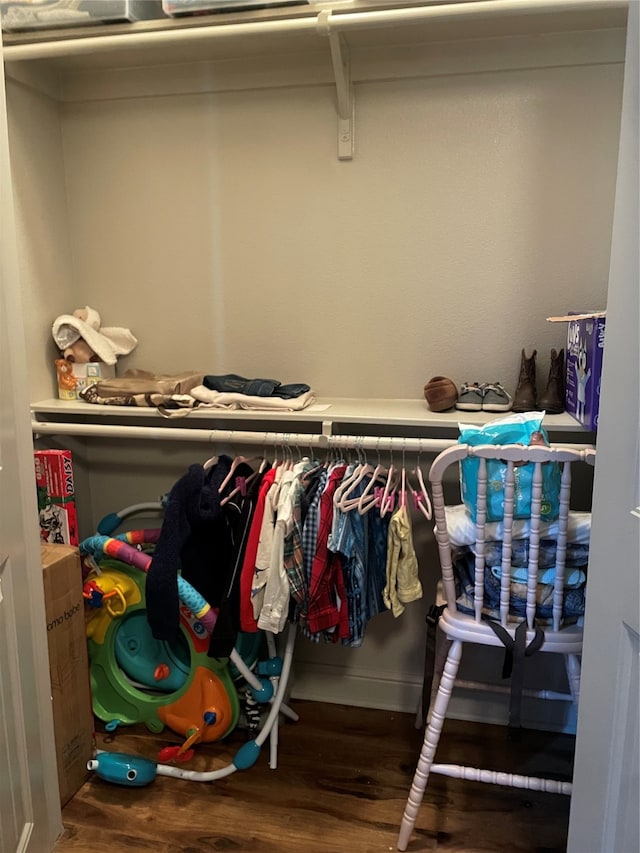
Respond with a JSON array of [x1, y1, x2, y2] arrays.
[[55, 359, 115, 401], [41, 544, 94, 806], [34, 449, 79, 545], [564, 313, 606, 430]]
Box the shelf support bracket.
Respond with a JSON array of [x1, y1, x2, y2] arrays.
[[317, 10, 354, 160]]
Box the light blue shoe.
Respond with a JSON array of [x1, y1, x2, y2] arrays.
[[456, 382, 484, 411], [482, 382, 513, 412]]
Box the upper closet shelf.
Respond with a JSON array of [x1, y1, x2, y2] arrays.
[[2, 0, 628, 160]]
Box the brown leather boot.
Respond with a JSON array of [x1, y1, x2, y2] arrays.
[[538, 347, 565, 414], [512, 348, 537, 412]]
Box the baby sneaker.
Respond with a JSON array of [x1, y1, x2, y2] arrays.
[[456, 382, 485, 411], [482, 382, 513, 412]]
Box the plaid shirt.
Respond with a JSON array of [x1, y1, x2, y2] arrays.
[[298, 468, 328, 640], [283, 468, 310, 618], [307, 465, 349, 634]]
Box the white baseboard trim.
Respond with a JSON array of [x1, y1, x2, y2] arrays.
[[289, 662, 577, 735]]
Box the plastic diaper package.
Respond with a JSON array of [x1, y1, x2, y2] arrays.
[[458, 412, 561, 523]]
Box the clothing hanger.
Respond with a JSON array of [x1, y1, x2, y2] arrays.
[[410, 464, 433, 521], [397, 446, 410, 511], [203, 452, 219, 471], [354, 441, 387, 515], [336, 459, 375, 512], [219, 454, 270, 507], [378, 463, 397, 517], [379, 442, 404, 517], [300, 437, 327, 482], [397, 466, 407, 510], [356, 461, 389, 515], [332, 439, 367, 509], [218, 452, 252, 494]]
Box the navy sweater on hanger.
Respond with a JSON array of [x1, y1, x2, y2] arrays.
[[146, 456, 235, 644]]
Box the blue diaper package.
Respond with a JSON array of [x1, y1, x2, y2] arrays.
[[458, 412, 561, 523]]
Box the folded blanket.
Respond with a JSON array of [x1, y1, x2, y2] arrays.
[[444, 504, 592, 547]]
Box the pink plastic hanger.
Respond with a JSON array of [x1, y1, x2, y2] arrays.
[[410, 464, 433, 521]]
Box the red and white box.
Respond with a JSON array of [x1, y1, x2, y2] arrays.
[[34, 450, 79, 546]]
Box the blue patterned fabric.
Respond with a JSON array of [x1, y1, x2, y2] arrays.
[[452, 547, 586, 623]]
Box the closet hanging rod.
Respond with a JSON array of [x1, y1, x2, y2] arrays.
[[30, 418, 594, 453], [31, 418, 456, 454], [2, 0, 627, 62]]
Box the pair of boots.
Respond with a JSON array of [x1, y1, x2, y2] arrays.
[[513, 348, 565, 414]]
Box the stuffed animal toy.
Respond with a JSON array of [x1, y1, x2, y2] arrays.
[[55, 358, 77, 391], [52, 306, 138, 365]]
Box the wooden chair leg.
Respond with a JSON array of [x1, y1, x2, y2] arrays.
[[397, 639, 463, 852]]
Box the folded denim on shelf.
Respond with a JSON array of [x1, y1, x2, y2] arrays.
[[203, 373, 311, 399]]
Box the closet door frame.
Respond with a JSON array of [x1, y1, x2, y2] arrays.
[[0, 35, 63, 853]]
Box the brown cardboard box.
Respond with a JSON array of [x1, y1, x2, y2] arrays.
[[41, 544, 94, 806]]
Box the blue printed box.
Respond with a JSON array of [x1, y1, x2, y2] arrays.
[[564, 312, 606, 430]]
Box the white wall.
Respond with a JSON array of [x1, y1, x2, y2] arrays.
[[9, 27, 623, 403]]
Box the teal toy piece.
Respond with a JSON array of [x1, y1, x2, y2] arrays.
[[88, 752, 158, 787], [114, 610, 191, 693]]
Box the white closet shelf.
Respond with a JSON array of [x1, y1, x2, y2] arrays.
[[2, 0, 627, 159], [2, 1, 627, 66], [31, 397, 593, 436]]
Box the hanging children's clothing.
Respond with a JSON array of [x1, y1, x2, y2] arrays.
[[146, 450, 428, 657], [239, 467, 277, 632], [383, 502, 423, 617], [146, 456, 235, 644]]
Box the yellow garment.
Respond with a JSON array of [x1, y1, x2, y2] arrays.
[[383, 505, 423, 617]]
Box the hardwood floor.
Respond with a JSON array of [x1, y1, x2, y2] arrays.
[[56, 701, 574, 853]]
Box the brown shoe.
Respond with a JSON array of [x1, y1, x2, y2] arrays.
[[539, 348, 565, 414], [512, 349, 537, 412]]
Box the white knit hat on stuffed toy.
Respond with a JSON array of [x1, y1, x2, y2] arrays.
[[52, 306, 138, 366]]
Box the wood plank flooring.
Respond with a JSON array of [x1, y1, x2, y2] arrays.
[[56, 701, 574, 853]]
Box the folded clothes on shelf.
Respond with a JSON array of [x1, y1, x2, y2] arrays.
[[202, 374, 311, 400], [78, 369, 316, 413], [191, 386, 316, 411]]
